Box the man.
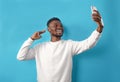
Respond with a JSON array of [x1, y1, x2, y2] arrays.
[[17, 9, 103, 82]]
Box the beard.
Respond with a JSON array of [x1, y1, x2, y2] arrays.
[[52, 33, 63, 37]]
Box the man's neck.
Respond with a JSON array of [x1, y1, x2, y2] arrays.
[[51, 36, 61, 42]]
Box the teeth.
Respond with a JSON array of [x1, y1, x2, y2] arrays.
[[56, 30, 62, 33]]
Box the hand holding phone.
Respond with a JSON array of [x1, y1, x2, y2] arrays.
[[91, 6, 104, 26]]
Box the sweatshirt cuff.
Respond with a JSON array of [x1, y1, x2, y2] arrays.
[[26, 38, 34, 44], [94, 30, 101, 36], [28, 37, 34, 41]]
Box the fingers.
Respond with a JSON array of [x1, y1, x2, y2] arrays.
[[92, 10, 101, 17], [92, 9, 99, 13], [39, 30, 46, 35], [92, 10, 102, 22], [31, 29, 46, 40], [92, 14, 101, 20]]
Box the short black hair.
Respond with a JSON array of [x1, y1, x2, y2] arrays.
[[47, 17, 61, 27]]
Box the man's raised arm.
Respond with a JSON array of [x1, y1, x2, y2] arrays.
[[17, 30, 46, 61]]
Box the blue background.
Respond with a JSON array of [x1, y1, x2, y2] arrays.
[[0, 0, 120, 82]]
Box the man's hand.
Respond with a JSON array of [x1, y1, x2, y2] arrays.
[[31, 30, 46, 40], [92, 10, 103, 27], [92, 10, 104, 33]]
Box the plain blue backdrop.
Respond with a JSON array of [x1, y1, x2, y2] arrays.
[[0, 0, 120, 82]]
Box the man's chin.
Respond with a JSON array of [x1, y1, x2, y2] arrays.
[[56, 35, 63, 37], [53, 34, 63, 37]]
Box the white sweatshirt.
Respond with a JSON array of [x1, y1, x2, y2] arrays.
[[17, 30, 101, 82]]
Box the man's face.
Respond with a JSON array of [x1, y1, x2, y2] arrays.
[[48, 20, 64, 37]]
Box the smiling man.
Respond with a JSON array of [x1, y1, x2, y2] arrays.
[[17, 10, 104, 82]]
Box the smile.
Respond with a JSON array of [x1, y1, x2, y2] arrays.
[[56, 29, 62, 33]]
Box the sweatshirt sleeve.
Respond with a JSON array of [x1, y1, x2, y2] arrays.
[[71, 30, 101, 56], [17, 38, 36, 61]]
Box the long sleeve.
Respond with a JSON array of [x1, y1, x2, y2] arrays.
[[17, 38, 36, 61], [71, 30, 101, 56]]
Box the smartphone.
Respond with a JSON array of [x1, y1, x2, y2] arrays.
[[91, 6, 97, 14], [91, 6, 104, 26]]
